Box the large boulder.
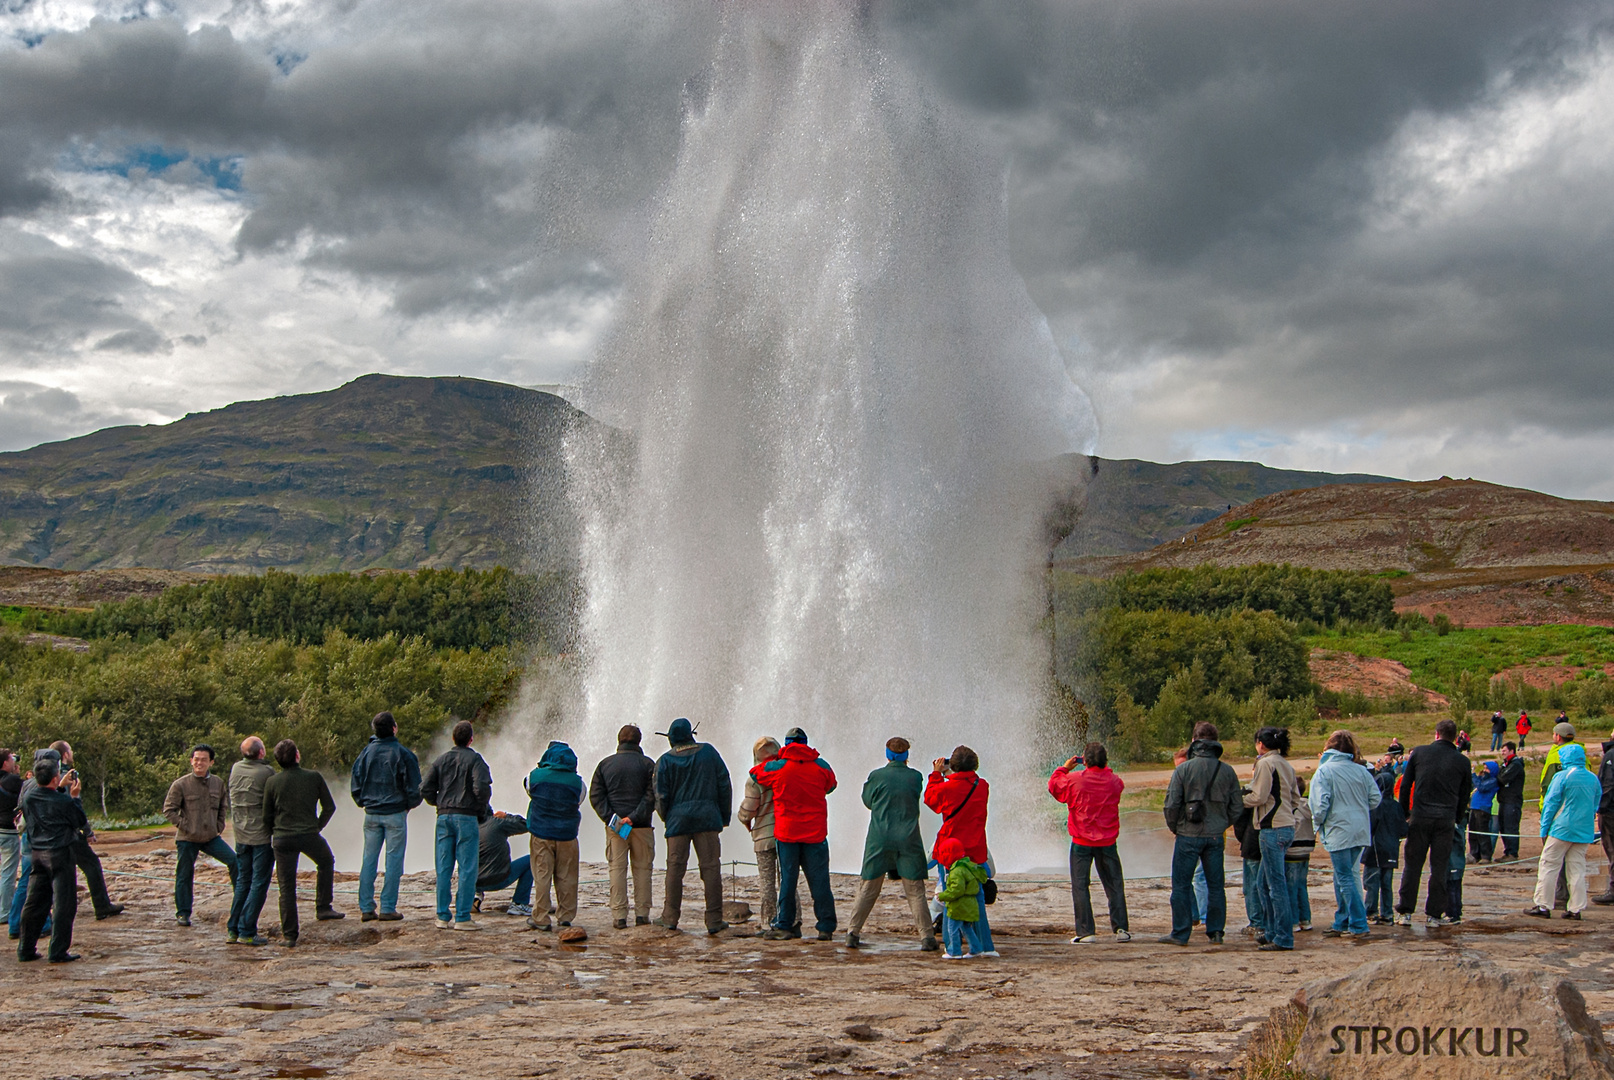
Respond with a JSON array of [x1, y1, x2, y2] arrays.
[[1291, 956, 1614, 1079]]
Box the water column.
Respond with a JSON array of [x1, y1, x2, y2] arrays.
[[563, 3, 1093, 869]]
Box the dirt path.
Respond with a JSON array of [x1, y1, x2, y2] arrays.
[[4, 825, 1614, 1079]]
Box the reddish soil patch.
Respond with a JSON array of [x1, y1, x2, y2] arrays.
[[1309, 648, 1448, 706], [1395, 566, 1614, 628], [1491, 660, 1614, 690], [0, 565, 212, 608]]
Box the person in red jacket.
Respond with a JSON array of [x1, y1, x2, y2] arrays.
[[752, 727, 838, 941], [925, 746, 996, 955], [1048, 742, 1131, 943]]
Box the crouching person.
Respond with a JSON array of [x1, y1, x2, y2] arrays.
[[17, 755, 84, 963]]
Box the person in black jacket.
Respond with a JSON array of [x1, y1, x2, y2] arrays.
[[263, 739, 342, 947], [16, 755, 86, 963], [1496, 742, 1526, 859], [421, 720, 492, 930], [51, 741, 122, 921], [1595, 732, 1614, 905], [1394, 720, 1472, 927], [590, 725, 657, 929]]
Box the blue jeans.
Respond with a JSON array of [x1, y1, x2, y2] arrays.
[[942, 913, 985, 956], [776, 840, 836, 935], [435, 813, 481, 922], [1168, 835, 1225, 942], [484, 856, 533, 906], [1187, 863, 1209, 923], [229, 843, 273, 938], [175, 836, 238, 918], [1242, 857, 1266, 930], [8, 833, 31, 937], [933, 862, 996, 952], [1256, 827, 1294, 948], [0, 832, 18, 917], [359, 811, 408, 915], [1490, 731, 1504, 751], [1363, 863, 1395, 916], [1286, 859, 1311, 926], [1329, 846, 1368, 933]]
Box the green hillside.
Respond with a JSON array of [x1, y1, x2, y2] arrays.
[[0, 375, 602, 574]]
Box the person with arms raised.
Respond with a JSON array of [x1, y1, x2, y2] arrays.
[[1048, 742, 1130, 944], [926, 745, 997, 956], [15, 754, 86, 963]]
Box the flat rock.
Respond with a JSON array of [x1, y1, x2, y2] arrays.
[[1291, 955, 1614, 1079], [557, 926, 587, 943]]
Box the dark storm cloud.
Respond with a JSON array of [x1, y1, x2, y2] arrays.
[[0, 4, 714, 316], [0, 230, 160, 358]]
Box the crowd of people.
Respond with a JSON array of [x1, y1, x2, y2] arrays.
[[1, 707, 1608, 964]]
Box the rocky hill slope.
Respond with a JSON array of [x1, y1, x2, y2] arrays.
[[1129, 478, 1614, 625], [0, 375, 597, 574]]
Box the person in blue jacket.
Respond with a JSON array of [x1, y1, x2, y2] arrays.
[[349, 712, 422, 922], [524, 742, 585, 932], [1468, 760, 1500, 864], [1308, 731, 1380, 939], [1526, 743, 1601, 920]]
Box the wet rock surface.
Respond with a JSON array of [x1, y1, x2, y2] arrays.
[[4, 834, 1614, 1078]]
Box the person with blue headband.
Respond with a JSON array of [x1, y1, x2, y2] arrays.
[[844, 737, 936, 951]]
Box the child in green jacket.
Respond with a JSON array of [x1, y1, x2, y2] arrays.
[[934, 837, 989, 958]]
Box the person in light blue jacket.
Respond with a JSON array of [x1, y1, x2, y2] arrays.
[[1308, 731, 1381, 939], [1528, 743, 1601, 920]]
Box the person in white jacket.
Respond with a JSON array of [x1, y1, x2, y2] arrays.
[[1309, 730, 1381, 940]]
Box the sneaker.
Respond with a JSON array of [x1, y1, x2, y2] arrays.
[[710, 922, 730, 936], [652, 917, 678, 931], [1072, 934, 1100, 944], [175, 915, 191, 927], [845, 932, 862, 949], [360, 911, 378, 922], [942, 952, 965, 959], [1562, 910, 1583, 920], [1426, 916, 1448, 928], [1446, 916, 1463, 925], [762, 928, 793, 940], [378, 912, 404, 922], [1114, 929, 1132, 943], [613, 919, 628, 930], [226, 932, 239, 944], [1257, 942, 1293, 951], [1593, 892, 1614, 906], [1156, 935, 1188, 945], [974, 950, 1000, 958], [453, 920, 481, 932], [1207, 931, 1224, 944], [526, 918, 553, 931], [506, 903, 533, 918], [435, 918, 453, 929], [920, 937, 939, 952], [315, 909, 345, 921], [635, 916, 650, 926], [1323, 929, 1346, 938], [814, 930, 832, 941], [1393, 913, 1412, 926], [243, 935, 268, 946], [1256, 934, 1270, 946], [1524, 906, 1551, 919], [1350, 931, 1371, 942], [472, 892, 483, 914], [282, 936, 298, 949], [1298, 921, 1313, 932]]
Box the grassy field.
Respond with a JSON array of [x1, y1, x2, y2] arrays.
[[0, 605, 28, 630], [1304, 623, 1614, 695]]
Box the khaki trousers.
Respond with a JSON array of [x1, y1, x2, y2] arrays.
[[755, 845, 800, 931], [661, 831, 724, 932], [606, 826, 655, 922], [847, 876, 933, 939], [529, 837, 579, 928], [1534, 837, 1589, 914]]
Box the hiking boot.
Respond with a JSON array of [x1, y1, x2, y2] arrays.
[[1156, 935, 1188, 946], [762, 928, 793, 940], [282, 936, 298, 949], [652, 917, 678, 931], [708, 922, 730, 936], [920, 937, 939, 952], [1256, 934, 1270, 946], [1207, 931, 1224, 944], [378, 912, 404, 922], [95, 904, 124, 920], [1257, 942, 1292, 951], [815, 930, 833, 941], [1350, 931, 1371, 942], [226, 932, 239, 944], [243, 935, 268, 946], [175, 915, 191, 927], [613, 919, 628, 930], [452, 920, 481, 932], [435, 918, 454, 929], [1593, 892, 1614, 905], [1525, 906, 1552, 918], [315, 908, 345, 921], [845, 932, 862, 949], [635, 916, 650, 926], [1323, 929, 1346, 938], [361, 911, 379, 923], [48, 953, 81, 963]]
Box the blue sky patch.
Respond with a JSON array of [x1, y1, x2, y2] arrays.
[[69, 143, 244, 191]]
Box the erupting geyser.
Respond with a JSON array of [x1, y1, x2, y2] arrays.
[[564, 3, 1094, 869]]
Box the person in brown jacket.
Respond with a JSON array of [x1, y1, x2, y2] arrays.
[[162, 744, 238, 928], [738, 737, 799, 937]]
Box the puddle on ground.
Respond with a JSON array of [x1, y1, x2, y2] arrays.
[[234, 1002, 318, 1012], [79, 1010, 129, 1021], [266, 1068, 329, 1078]]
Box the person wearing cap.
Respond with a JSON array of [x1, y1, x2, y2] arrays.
[[753, 727, 838, 941], [1525, 742, 1600, 921], [845, 737, 934, 951], [738, 737, 799, 937], [652, 718, 732, 934]]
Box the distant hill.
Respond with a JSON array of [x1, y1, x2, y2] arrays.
[[1125, 478, 1614, 626], [1052, 456, 1396, 562], [0, 375, 599, 574]]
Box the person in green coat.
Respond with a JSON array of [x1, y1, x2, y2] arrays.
[[844, 737, 937, 952]]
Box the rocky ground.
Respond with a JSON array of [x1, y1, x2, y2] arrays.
[[4, 820, 1613, 1080]]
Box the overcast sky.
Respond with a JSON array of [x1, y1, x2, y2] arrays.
[[2, 0, 1612, 498]]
